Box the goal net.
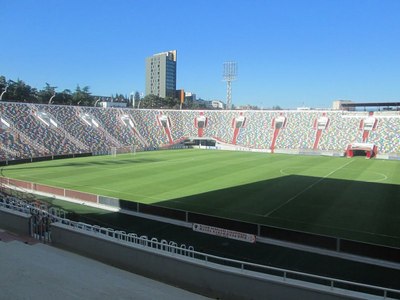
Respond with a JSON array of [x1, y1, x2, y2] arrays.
[[110, 145, 137, 157]]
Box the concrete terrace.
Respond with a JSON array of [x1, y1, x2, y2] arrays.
[[0, 229, 210, 300]]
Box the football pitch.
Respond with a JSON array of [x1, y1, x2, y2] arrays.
[[2, 149, 400, 247]]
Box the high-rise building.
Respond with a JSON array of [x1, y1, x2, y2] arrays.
[[145, 50, 177, 98]]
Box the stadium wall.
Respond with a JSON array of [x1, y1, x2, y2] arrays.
[[3, 176, 400, 264], [50, 222, 374, 300], [0, 152, 92, 166], [2, 205, 390, 300], [0, 207, 31, 235]]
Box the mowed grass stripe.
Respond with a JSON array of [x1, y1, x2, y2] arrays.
[[2, 149, 400, 247]]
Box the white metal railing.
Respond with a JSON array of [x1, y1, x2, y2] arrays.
[[58, 218, 195, 258], [194, 251, 400, 299], [0, 196, 63, 243], [0, 197, 31, 214], [1, 197, 399, 299]]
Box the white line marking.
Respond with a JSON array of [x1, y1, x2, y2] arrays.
[[281, 167, 388, 183], [370, 171, 388, 182], [265, 215, 400, 240], [37, 177, 165, 202], [264, 159, 355, 217]]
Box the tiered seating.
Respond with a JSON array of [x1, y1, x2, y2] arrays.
[[204, 110, 236, 143], [369, 116, 400, 154], [274, 111, 316, 150], [235, 111, 273, 149], [131, 109, 169, 147], [81, 107, 139, 147], [46, 105, 114, 152], [0, 102, 399, 160], [0, 103, 41, 158], [0, 129, 36, 159], [318, 112, 360, 151], [167, 110, 198, 140]]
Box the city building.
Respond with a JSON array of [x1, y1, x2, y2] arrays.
[[184, 91, 196, 103], [99, 101, 127, 108], [333, 99, 400, 111], [145, 50, 177, 98], [332, 100, 353, 110], [209, 100, 225, 109]]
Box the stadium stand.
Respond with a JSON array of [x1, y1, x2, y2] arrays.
[[235, 110, 273, 149], [0, 102, 399, 160], [369, 114, 400, 154], [317, 112, 360, 152], [131, 109, 170, 147], [81, 106, 135, 147], [274, 111, 315, 150], [167, 109, 198, 140], [206, 110, 236, 143], [44, 104, 114, 154]]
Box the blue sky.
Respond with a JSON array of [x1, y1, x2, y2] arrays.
[[1, 0, 400, 109]]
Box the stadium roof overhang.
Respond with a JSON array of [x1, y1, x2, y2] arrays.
[[342, 102, 400, 109]]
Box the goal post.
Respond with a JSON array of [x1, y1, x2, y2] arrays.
[[110, 147, 117, 158], [110, 145, 138, 157]]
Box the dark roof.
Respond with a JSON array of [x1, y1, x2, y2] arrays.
[[342, 102, 400, 108]]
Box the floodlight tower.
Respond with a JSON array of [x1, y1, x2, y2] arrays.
[[223, 61, 237, 110]]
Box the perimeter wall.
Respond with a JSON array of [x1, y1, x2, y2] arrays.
[[0, 206, 387, 300], [2, 176, 399, 264]]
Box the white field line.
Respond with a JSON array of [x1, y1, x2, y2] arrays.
[[264, 215, 400, 240], [264, 159, 355, 217], [48, 178, 164, 201]]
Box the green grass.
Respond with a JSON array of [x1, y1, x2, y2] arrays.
[[2, 149, 400, 247]]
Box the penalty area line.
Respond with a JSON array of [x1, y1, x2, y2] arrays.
[[263, 159, 355, 218]]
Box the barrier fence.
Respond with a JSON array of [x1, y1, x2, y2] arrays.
[[2, 175, 400, 264], [1, 197, 400, 299], [0, 195, 195, 257]]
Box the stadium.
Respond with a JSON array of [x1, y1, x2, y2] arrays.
[[1, 101, 400, 299]]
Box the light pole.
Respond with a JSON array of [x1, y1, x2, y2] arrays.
[[0, 84, 9, 100], [138, 92, 144, 109], [48, 91, 56, 104], [130, 92, 134, 108], [94, 97, 101, 107], [223, 61, 237, 110]]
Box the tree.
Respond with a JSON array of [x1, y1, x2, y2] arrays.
[[72, 85, 94, 106], [0, 76, 6, 90], [37, 83, 57, 104], [140, 94, 163, 109], [162, 97, 180, 109], [8, 79, 35, 102], [61, 89, 73, 105]]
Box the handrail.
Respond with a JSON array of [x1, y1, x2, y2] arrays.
[[54, 216, 399, 298], [193, 250, 400, 296], [1, 198, 399, 299]]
